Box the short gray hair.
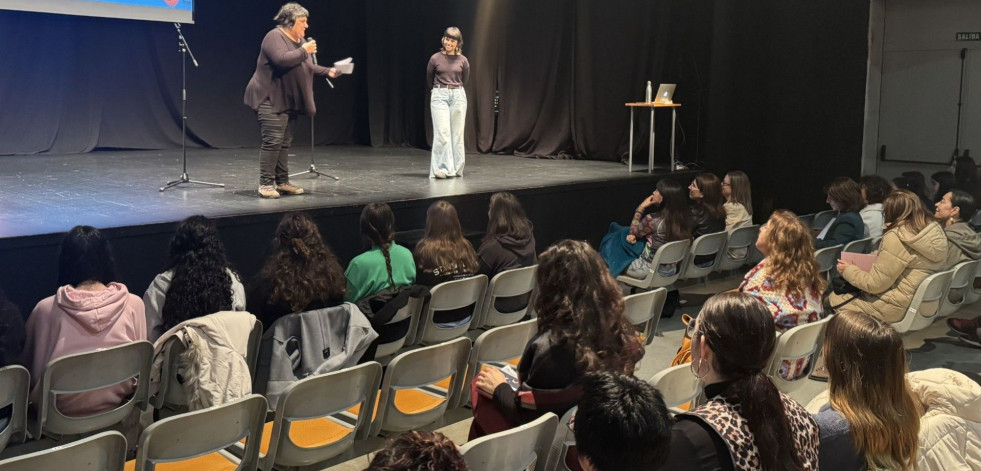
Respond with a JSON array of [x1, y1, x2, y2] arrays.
[[274, 3, 309, 27]]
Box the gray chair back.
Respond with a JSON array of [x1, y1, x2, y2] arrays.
[[475, 266, 537, 329], [34, 341, 152, 438], [0, 366, 28, 453], [0, 431, 125, 471]]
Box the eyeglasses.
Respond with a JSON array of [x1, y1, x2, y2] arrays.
[[722, 182, 732, 187]]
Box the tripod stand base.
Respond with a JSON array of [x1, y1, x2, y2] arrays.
[[159, 172, 225, 192], [289, 164, 340, 180]]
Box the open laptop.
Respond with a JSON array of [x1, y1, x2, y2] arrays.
[[654, 83, 676, 104]]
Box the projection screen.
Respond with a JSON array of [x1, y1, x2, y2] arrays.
[[0, 0, 193, 24]]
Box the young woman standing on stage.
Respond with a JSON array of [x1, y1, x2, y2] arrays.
[[244, 2, 341, 199], [427, 27, 470, 179]]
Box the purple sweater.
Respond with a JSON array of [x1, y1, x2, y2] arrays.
[[244, 29, 333, 116], [427, 52, 470, 88]]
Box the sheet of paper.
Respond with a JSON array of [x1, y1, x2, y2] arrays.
[[816, 217, 836, 240], [500, 364, 520, 390], [333, 57, 354, 74], [841, 251, 877, 272]]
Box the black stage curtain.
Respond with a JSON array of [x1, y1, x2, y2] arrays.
[[0, 0, 369, 155], [364, 0, 690, 160], [0, 0, 868, 185], [702, 0, 870, 215]]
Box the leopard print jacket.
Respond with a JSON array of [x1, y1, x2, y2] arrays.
[[680, 393, 820, 471]]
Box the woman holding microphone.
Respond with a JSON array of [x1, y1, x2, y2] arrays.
[[244, 2, 341, 198]]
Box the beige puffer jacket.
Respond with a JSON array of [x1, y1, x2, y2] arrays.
[[806, 368, 981, 471], [830, 222, 947, 322], [913, 368, 981, 471]]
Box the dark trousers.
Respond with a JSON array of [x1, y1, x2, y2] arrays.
[[257, 101, 295, 186]]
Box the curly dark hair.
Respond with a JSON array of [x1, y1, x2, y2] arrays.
[[366, 431, 468, 471], [256, 212, 346, 316], [533, 240, 642, 374], [161, 216, 236, 330]]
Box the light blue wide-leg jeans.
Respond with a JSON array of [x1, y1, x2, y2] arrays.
[[430, 87, 467, 178]]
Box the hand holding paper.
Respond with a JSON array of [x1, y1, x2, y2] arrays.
[[840, 252, 877, 272], [333, 57, 355, 74]]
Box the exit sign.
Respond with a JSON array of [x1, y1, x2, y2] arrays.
[[956, 32, 981, 41]]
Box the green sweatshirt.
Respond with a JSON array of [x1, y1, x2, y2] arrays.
[[344, 244, 416, 302]]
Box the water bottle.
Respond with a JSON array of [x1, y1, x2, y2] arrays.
[[645, 81, 652, 103]]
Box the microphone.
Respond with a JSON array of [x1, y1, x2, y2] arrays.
[[307, 37, 318, 65], [307, 37, 334, 88]]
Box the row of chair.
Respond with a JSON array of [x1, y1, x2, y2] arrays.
[[617, 225, 762, 292], [0, 320, 552, 470], [375, 265, 538, 354]]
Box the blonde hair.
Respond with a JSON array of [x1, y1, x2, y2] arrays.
[[726, 171, 753, 216], [762, 210, 824, 298], [825, 311, 921, 471], [883, 189, 934, 235]]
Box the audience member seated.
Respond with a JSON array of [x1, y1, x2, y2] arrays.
[[935, 190, 981, 347], [688, 173, 726, 238], [574, 372, 672, 471], [812, 311, 921, 471], [830, 190, 947, 322], [0, 288, 25, 368], [722, 170, 753, 231], [660, 292, 819, 470], [346, 203, 421, 360], [739, 210, 824, 380], [364, 430, 468, 471], [24, 225, 146, 417], [345, 203, 416, 303], [930, 170, 955, 204], [859, 175, 891, 239], [247, 212, 346, 328], [815, 177, 866, 249], [935, 190, 981, 268], [617, 179, 691, 279], [900, 171, 934, 210], [952, 155, 981, 202], [143, 215, 246, 342], [414, 200, 480, 326], [470, 240, 643, 439], [477, 192, 536, 313]]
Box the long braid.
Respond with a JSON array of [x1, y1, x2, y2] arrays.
[[381, 243, 395, 289]]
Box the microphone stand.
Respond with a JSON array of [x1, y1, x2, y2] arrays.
[[161, 22, 224, 192], [951, 47, 969, 162], [290, 45, 339, 181]]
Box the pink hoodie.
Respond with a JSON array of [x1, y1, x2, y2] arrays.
[[24, 282, 147, 417]]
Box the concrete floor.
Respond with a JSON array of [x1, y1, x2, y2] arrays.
[[324, 272, 981, 471]]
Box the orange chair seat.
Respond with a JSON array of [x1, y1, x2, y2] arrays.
[[125, 452, 238, 471], [253, 418, 354, 455], [348, 378, 451, 420]]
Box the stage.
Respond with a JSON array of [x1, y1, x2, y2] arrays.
[[0, 146, 687, 312]]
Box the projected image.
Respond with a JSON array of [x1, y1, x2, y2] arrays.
[[0, 0, 194, 23]]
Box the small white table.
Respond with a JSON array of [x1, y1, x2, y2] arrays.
[[625, 102, 681, 173]]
